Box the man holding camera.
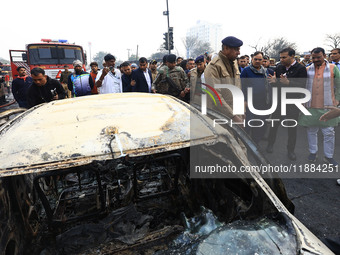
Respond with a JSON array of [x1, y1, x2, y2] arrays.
[[95, 54, 123, 94], [27, 67, 66, 108]]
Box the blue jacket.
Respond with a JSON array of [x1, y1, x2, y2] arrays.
[[241, 66, 273, 109], [67, 71, 94, 97], [131, 68, 152, 93], [12, 76, 33, 104]]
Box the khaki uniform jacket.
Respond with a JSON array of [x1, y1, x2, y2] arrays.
[[204, 51, 241, 118], [189, 67, 204, 104], [60, 71, 72, 84], [151, 69, 158, 82]]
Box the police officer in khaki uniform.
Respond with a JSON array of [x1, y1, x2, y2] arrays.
[[152, 54, 190, 101], [204, 36, 243, 122], [59, 65, 72, 98], [190, 55, 206, 104]]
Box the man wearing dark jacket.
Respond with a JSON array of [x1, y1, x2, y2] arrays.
[[12, 67, 33, 108], [121, 62, 133, 92], [27, 68, 66, 108], [131, 57, 153, 93], [266, 47, 307, 160]]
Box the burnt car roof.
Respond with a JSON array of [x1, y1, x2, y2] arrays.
[[0, 93, 223, 177]]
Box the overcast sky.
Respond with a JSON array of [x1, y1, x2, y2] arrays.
[[1, 0, 339, 63]]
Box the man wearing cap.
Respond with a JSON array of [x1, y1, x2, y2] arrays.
[[149, 60, 158, 81], [67, 60, 93, 97], [131, 63, 138, 71], [190, 55, 206, 103], [95, 54, 123, 94], [152, 54, 190, 100], [204, 36, 244, 122], [59, 65, 72, 98]]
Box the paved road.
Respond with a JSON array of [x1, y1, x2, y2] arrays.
[[257, 125, 340, 241]]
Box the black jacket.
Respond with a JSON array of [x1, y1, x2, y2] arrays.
[[273, 62, 307, 99], [12, 76, 33, 102], [131, 68, 152, 93], [27, 76, 66, 108], [122, 73, 132, 92]]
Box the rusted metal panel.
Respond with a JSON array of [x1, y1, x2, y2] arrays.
[[0, 93, 218, 176]]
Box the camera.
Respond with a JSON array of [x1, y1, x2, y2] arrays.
[[109, 66, 114, 71], [50, 88, 57, 97]]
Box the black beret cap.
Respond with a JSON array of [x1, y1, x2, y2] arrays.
[[221, 36, 243, 47], [195, 55, 205, 63], [163, 55, 169, 62], [104, 54, 116, 61], [167, 54, 177, 63]]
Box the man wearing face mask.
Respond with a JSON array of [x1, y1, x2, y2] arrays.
[[67, 60, 93, 97], [95, 54, 123, 94]]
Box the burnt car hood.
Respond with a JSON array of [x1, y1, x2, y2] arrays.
[[0, 93, 220, 177]]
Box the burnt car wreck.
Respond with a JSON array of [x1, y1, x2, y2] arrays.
[[0, 93, 333, 254]]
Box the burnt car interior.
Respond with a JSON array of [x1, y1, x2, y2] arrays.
[[6, 142, 287, 254]]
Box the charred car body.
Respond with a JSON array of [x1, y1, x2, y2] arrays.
[[0, 93, 333, 254]]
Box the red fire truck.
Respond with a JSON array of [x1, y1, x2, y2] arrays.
[[9, 39, 86, 79]]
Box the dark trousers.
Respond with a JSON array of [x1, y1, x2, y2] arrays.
[[267, 107, 300, 152], [245, 110, 269, 144]]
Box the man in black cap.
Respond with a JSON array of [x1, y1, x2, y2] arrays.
[[160, 55, 169, 68], [152, 54, 190, 101], [204, 36, 244, 122], [190, 55, 206, 103]]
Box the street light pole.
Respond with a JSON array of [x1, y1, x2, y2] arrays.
[[166, 0, 170, 54]]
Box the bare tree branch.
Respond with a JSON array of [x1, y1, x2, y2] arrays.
[[325, 33, 340, 50]]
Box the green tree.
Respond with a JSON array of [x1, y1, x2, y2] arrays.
[[93, 51, 110, 69], [149, 44, 168, 61], [0, 57, 9, 64], [128, 54, 138, 61]]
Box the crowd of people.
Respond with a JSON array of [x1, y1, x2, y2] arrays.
[[4, 35, 340, 184]]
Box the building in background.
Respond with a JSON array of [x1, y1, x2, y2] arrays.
[[186, 20, 222, 54]]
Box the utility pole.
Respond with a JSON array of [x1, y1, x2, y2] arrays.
[[88, 42, 92, 63], [127, 49, 131, 60], [163, 0, 171, 54], [136, 45, 139, 61]]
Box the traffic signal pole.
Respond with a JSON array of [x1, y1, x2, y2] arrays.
[[166, 0, 170, 54], [164, 0, 171, 54], [163, 0, 173, 53]]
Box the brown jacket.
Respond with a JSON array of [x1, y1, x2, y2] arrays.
[[204, 51, 241, 118]]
